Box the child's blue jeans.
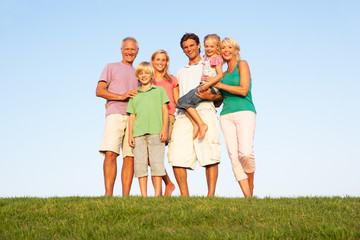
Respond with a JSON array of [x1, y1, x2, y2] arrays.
[[176, 85, 220, 109]]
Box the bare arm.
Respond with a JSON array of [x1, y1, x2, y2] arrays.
[[199, 65, 224, 92], [96, 81, 137, 101], [128, 114, 136, 148], [173, 86, 179, 105], [214, 60, 250, 97], [159, 104, 169, 142], [195, 88, 223, 101]]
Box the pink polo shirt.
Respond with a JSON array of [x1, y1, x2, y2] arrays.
[[152, 75, 178, 115]]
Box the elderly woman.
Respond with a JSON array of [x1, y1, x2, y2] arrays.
[[214, 38, 257, 198]]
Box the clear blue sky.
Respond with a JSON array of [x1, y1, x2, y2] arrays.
[[1, 0, 359, 198]]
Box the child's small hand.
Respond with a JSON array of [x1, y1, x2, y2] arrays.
[[199, 82, 211, 93], [159, 129, 168, 142], [204, 76, 214, 82], [198, 85, 207, 93], [195, 88, 213, 100], [129, 136, 135, 148]]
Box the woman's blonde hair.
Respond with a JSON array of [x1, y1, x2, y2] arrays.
[[204, 34, 221, 56], [151, 49, 172, 83], [135, 61, 155, 80], [221, 37, 241, 61]]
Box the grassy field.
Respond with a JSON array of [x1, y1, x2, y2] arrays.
[[1, 196, 359, 239]]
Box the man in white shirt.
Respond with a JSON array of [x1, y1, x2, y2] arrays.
[[168, 33, 222, 197]]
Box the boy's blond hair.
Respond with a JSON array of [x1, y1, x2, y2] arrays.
[[135, 61, 155, 80]]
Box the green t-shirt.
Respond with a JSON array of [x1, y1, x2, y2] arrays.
[[220, 61, 256, 116], [127, 85, 169, 137]]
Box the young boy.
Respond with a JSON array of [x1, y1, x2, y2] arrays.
[[127, 62, 169, 197]]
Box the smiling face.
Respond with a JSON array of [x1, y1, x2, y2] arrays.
[[221, 41, 238, 62], [121, 40, 138, 65], [182, 39, 201, 61], [137, 70, 152, 86], [152, 53, 168, 73], [135, 62, 155, 87], [204, 39, 219, 58], [221, 38, 240, 63]]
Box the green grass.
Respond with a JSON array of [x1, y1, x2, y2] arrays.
[[1, 197, 359, 239]]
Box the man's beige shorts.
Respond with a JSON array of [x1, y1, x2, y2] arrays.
[[99, 114, 133, 157], [167, 104, 221, 169]]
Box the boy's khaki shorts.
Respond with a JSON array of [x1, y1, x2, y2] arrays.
[[134, 134, 166, 178], [99, 114, 133, 157]]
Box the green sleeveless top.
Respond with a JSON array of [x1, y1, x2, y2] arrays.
[[220, 61, 256, 116]]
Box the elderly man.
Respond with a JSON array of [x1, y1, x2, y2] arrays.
[[96, 37, 139, 196]]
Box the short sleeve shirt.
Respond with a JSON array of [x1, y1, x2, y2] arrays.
[[176, 59, 214, 115], [99, 62, 138, 116], [201, 55, 223, 82], [152, 75, 178, 115], [126, 85, 169, 137], [176, 59, 204, 98]]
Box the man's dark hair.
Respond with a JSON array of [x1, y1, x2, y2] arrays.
[[180, 33, 200, 51]]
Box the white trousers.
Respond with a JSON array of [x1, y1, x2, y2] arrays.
[[220, 111, 256, 181]]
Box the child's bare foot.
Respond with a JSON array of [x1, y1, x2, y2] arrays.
[[164, 182, 175, 196], [193, 124, 199, 139], [198, 124, 208, 140]]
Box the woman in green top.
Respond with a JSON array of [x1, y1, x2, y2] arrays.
[[214, 38, 256, 198]]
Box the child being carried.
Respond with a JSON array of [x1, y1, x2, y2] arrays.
[[176, 34, 223, 140]]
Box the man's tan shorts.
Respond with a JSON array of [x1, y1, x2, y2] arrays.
[[99, 114, 133, 157], [167, 104, 221, 169]]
